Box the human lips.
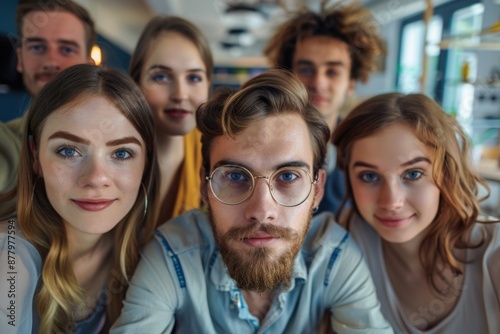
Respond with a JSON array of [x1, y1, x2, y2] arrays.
[[35, 72, 57, 83], [375, 215, 414, 228], [164, 108, 192, 119], [72, 198, 116, 211], [309, 95, 329, 105], [242, 231, 280, 248]]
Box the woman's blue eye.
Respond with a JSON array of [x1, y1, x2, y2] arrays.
[[150, 72, 170, 83], [114, 150, 132, 160], [405, 170, 423, 181], [57, 147, 78, 158], [360, 172, 379, 183], [188, 74, 203, 83]]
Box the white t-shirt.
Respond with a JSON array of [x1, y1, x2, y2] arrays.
[[350, 214, 500, 334]]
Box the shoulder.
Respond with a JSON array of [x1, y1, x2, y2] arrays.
[[346, 212, 379, 251], [473, 222, 500, 307], [0, 219, 41, 262], [153, 209, 213, 256], [0, 118, 23, 193], [303, 212, 361, 256], [471, 221, 500, 249], [0, 119, 22, 152], [484, 221, 500, 241], [0, 219, 42, 291], [0, 219, 25, 241], [475, 222, 500, 258], [0, 116, 24, 142], [139, 209, 213, 294], [0, 218, 42, 334], [5, 117, 25, 136], [183, 129, 203, 168], [185, 128, 202, 144]]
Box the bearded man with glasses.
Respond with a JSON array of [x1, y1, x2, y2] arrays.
[[111, 69, 392, 334]]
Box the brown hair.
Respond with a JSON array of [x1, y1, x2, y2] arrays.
[[16, 0, 96, 56], [197, 68, 330, 177], [333, 92, 489, 291], [129, 16, 213, 85], [264, 1, 385, 82], [16, 64, 159, 333]]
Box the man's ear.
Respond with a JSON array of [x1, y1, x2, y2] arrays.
[[312, 168, 327, 208], [16, 47, 24, 73], [30, 136, 42, 176], [200, 166, 209, 206]]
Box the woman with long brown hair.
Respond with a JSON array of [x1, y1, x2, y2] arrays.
[[334, 92, 499, 333], [0, 64, 159, 333]]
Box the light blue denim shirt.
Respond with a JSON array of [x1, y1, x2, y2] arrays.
[[0, 219, 106, 334], [111, 209, 392, 333]]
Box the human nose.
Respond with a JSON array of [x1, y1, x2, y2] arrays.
[[78, 156, 111, 188], [377, 178, 404, 211], [42, 47, 61, 72], [169, 79, 188, 103], [244, 177, 278, 224], [309, 71, 328, 93]]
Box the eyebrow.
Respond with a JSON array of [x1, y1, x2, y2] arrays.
[[295, 59, 347, 68], [401, 157, 431, 167], [148, 64, 206, 74], [352, 156, 431, 169], [24, 37, 81, 49], [213, 159, 311, 172], [48, 131, 142, 147]]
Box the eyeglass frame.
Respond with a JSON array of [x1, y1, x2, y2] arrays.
[[205, 164, 318, 207]]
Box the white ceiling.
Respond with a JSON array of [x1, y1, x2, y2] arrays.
[[75, 0, 453, 65]]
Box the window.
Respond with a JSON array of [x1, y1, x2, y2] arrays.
[[395, 0, 482, 105]]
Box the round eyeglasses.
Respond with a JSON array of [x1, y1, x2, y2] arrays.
[[206, 165, 317, 207]]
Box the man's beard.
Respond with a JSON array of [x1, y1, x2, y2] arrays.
[[209, 206, 313, 293]]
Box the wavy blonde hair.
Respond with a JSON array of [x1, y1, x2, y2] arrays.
[[333, 92, 490, 292], [15, 64, 159, 333]]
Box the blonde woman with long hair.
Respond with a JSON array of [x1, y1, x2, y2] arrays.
[[129, 16, 213, 224], [0, 64, 159, 333]]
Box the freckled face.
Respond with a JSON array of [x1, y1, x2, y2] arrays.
[[37, 96, 146, 236], [349, 123, 440, 244]]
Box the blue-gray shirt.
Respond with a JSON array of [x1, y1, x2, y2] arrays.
[[111, 209, 392, 333], [0, 219, 106, 334]]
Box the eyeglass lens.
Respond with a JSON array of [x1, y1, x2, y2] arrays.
[[209, 165, 313, 206]]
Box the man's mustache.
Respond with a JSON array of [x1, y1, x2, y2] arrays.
[[35, 70, 58, 80], [224, 223, 298, 241]]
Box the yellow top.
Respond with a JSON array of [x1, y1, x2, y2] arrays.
[[171, 128, 203, 219]]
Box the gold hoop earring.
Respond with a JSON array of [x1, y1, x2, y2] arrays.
[[141, 183, 148, 217]]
